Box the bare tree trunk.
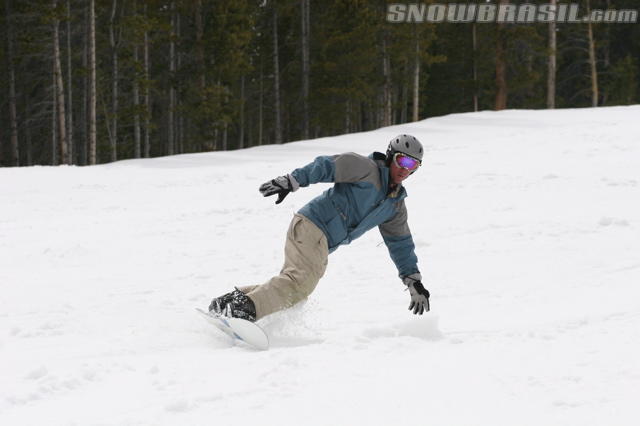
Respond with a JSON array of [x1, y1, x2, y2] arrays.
[[132, 57, 141, 158], [586, 0, 598, 107], [195, 0, 205, 90], [88, 0, 97, 165], [547, 0, 557, 109], [394, 84, 401, 124], [25, 105, 32, 165], [168, 1, 176, 155], [239, 75, 245, 149], [400, 80, 410, 123], [494, 0, 508, 111], [81, 3, 88, 165], [258, 61, 264, 146], [195, 0, 206, 151], [382, 30, 392, 126], [300, 0, 310, 139], [412, 33, 420, 121], [132, 0, 141, 158], [52, 63, 58, 165], [345, 98, 351, 133], [472, 23, 479, 112], [66, 0, 74, 163], [5, 0, 19, 166], [601, 0, 611, 104], [143, 3, 151, 158], [222, 123, 228, 151], [109, 0, 121, 162], [273, 4, 282, 144], [53, 0, 68, 165], [175, 11, 183, 154]]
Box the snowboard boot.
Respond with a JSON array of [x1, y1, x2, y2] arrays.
[[208, 288, 257, 322]]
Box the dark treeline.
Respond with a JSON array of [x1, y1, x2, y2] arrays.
[[1, 0, 639, 167]]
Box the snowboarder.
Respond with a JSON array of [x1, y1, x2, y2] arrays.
[[209, 134, 430, 322]]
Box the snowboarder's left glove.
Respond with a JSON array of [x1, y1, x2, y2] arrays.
[[259, 174, 299, 204], [403, 273, 430, 315]]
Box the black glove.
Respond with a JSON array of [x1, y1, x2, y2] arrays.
[[259, 175, 294, 204], [403, 275, 430, 315]]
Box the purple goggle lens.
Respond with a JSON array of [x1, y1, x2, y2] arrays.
[[394, 153, 420, 171]]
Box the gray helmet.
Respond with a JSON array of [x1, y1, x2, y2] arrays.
[[386, 134, 423, 164]]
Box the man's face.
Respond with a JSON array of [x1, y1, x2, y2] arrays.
[[389, 153, 420, 185], [390, 160, 412, 185]]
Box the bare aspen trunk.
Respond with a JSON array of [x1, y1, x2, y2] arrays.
[[239, 75, 245, 149], [258, 62, 264, 146], [195, 0, 206, 151], [382, 30, 392, 127], [168, 1, 176, 155], [81, 4, 88, 165], [132, 0, 141, 158], [109, 0, 121, 162], [400, 80, 407, 124], [345, 99, 351, 134], [602, 0, 611, 104], [472, 23, 479, 112], [547, 0, 557, 109], [5, 0, 19, 166], [176, 12, 183, 154], [494, 1, 508, 111], [132, 61, 141, 157], [495, 48, 507, 110], [412, 34, 420, 122], [66, 0, 74, 163], [25, 109, 33, 166], [143, 3, 151, 158], [52, 64, 58, 165], [300, 0, 310, 139], [53, 0, 68, 165], [195, 0, 205, 90], [586, 0, 598, 107], [393, 85, 400, 125], [222, 124, 228, 151], [273, 5, 282, 144], [88, 0, 97, 165]]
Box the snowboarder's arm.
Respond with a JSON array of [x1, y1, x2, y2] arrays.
[[261, 153, 377, 204], [378, 200, 420, 278], [291, 153, 378, 187], [380, 208, 429, 315]]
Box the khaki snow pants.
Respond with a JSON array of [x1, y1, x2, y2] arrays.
[[238, 213, 329, 320]]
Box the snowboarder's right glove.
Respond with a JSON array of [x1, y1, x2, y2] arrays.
[[403, 274, 430, 315], [259, 174, 299, 204]]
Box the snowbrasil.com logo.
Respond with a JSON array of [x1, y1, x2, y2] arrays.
[[387, 3, 638, 24]]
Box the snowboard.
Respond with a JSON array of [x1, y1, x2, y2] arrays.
[[195, 307, 269, 350]]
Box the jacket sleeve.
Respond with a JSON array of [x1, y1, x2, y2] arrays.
[[378, 200, 420, 278], [291, 152, 377, 187]]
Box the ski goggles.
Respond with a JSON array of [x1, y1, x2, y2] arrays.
[[393, 152, 421, 171]]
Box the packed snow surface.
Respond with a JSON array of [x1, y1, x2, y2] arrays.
[[1, 106, 639, 426]]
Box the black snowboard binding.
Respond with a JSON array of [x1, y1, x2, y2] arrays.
[[209, 288, 257, 322]]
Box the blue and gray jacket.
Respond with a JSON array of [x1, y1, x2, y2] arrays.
[[288, 151, 420, 279]]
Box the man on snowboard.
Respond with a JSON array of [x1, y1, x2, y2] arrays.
[[209, 134, 430, 322]]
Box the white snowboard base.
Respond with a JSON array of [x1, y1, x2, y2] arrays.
[[195, 308, 269, 350]]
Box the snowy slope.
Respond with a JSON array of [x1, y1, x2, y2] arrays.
[[1, 106, 639, 426]]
